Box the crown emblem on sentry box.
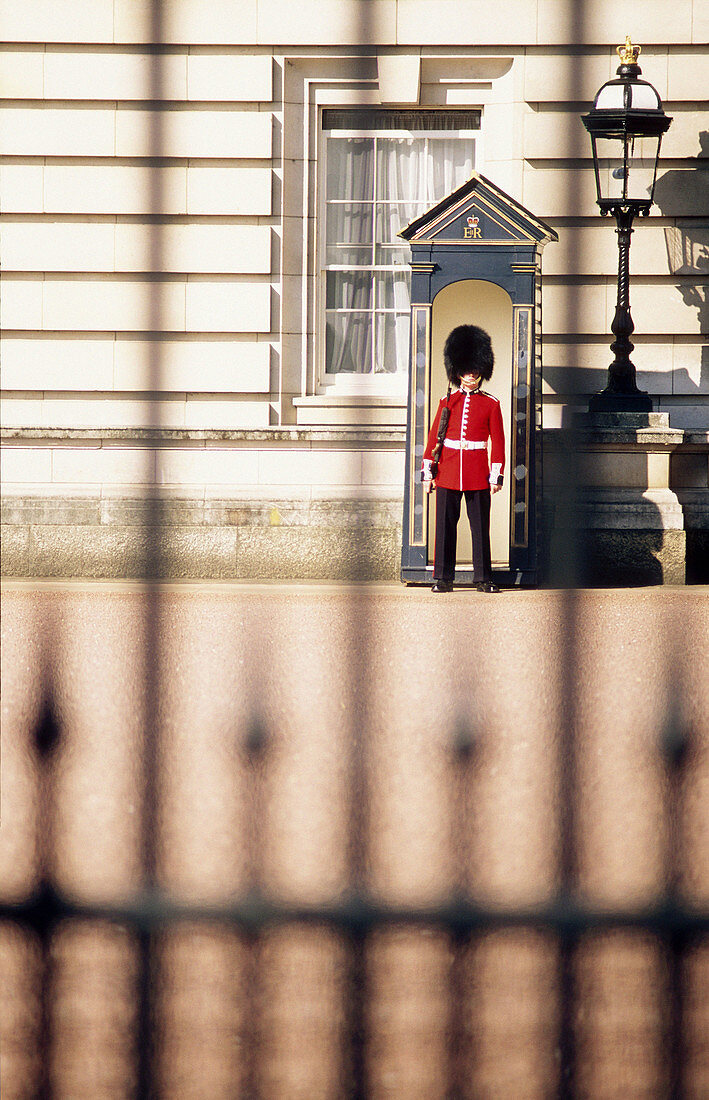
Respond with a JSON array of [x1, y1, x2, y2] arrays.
[[467, 216, 479, 227]]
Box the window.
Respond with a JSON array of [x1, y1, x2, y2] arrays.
[[321, 109, 480, 389]]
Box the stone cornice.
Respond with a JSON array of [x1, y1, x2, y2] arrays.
[[3, 425, 706, 448], [1, 426, 407, 445], [542, 427, 709, 449]]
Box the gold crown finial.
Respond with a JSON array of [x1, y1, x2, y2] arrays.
[[617, 36, 641, 65]]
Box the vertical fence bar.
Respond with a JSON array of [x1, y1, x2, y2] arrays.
[[556, 5, 588, 1093], [667, 928, 687, 1100], [348, 927, 367, 1099], [447, 719, 477, 1096], [557, 587, 580, 1100], [663, 706, 691, 1099], [136, 3, 167, 1095], [243, 716, 270, 1099], [344, 12, 376, 1095], [344, 589, 372, 1100], [33, 698, 62, 1100]]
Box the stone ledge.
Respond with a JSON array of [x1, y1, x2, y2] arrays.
[[573, 412, 671, 429], [549, 496, 686, 531], [0, 495, 404, 529], [543, 426, 708, 448], [0, 426, 407, 446], [4, 425, 704, 448]]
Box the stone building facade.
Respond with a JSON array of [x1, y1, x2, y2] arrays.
[[1, 1, 707, 580]]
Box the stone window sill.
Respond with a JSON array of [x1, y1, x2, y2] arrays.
[[293, 396, 407, 428]]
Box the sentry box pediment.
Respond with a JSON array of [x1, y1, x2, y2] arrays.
[[400, 171, 555, 249], [399, 174, 558, 586]]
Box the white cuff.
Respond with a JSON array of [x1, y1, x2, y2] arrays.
[[489, 462, 503, 486], [421, 459, 433, 482]]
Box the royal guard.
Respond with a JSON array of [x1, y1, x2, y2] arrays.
[[422, 325, 505, 592]]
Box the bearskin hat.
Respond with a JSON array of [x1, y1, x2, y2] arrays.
[[443, 325, 494, 384]]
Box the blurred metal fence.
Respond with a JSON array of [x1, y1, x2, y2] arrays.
[[1, 2, 708, 1097], [0, 662, 707, 1097]]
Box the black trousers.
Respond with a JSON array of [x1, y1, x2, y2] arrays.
[[433, 487, 492, 584]]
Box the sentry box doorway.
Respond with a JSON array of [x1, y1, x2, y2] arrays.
[[399, 173, 557, 586]]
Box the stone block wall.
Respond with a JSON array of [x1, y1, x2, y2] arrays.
[[0, 428, 404, 581]]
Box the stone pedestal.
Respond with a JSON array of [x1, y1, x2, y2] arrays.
[[543, 413, 709, 586]]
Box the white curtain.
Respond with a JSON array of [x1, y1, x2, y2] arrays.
[[326, 133, 474, 376]]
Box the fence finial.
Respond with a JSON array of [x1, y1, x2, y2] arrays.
[[33, 698, 61, 759]]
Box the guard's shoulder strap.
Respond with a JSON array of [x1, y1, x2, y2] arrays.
[[436, 386, 452, 437]]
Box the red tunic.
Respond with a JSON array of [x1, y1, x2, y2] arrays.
[[423, 388, 505, 491]]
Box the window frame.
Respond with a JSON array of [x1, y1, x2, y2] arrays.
[[317, 112, 482, 396]]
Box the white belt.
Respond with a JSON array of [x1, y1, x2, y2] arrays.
[[443, 439, 487, 451]]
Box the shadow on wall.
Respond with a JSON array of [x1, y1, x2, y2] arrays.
[[547, 133, 709, 420], [574, 522, 669, 588], [654, 131, 709, 403], [543, 489, 675, 588]]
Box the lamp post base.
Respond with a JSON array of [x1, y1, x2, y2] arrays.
[[588, 390, 653, 413]]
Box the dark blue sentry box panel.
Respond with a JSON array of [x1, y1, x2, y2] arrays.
[[398, 173, 558, 587]]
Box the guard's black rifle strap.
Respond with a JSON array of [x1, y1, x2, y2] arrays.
[[430, 383, 452, 478]]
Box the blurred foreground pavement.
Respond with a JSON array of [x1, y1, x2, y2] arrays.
[[1, 581, 708, 1097]]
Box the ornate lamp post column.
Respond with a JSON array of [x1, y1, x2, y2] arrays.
[[582, 38, 672, 412]]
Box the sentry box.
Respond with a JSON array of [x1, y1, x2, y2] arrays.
[[399, 173, 557, 587]]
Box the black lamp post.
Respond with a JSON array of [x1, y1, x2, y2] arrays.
[[582, 37, 672, 412]]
